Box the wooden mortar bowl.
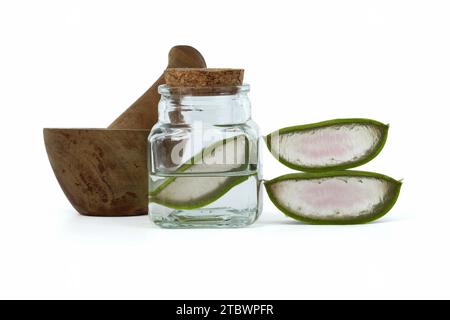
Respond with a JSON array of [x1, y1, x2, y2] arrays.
[[43, 46, 207, 217], [44, 128, 150, 216]]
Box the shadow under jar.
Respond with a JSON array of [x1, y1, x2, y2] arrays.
[[148, 84, 262, 228]]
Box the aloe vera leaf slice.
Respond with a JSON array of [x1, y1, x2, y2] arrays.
[[149, 135, 252, 209], [150, 175, 252, 210], [265, 118, 388, 172], [150, 135, 250, 193], [264, 171, 401, 224]]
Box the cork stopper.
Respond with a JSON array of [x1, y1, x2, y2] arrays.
[[164, 68, 244, 87]]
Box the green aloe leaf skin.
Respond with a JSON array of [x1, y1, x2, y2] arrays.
[[264, 171, 402, 225], [264, 118, 389, 172], [149, 135, 253, 210]]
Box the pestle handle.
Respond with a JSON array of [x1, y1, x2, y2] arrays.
[[108, 46, 207, 129]]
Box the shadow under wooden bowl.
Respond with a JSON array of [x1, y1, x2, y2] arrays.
[[44, 128, 150, 216]]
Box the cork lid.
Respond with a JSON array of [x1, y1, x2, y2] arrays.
[[164, 68, 244, 87]]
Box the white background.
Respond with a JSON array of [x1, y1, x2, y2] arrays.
[[1, 0, 449, 299]]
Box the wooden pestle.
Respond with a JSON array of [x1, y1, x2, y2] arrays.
[[108, 45, 207, 129]]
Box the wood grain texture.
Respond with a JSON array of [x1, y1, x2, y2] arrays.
[[108, 45, 207, 129], [44, 128, 150, 216]]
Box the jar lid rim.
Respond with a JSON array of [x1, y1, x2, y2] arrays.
[[158, 84, 250, 96]]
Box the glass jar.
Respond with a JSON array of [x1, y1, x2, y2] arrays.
[[148, 84, 262, 228]]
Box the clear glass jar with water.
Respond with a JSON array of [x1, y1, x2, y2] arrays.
[[148, 84, 262, 228]]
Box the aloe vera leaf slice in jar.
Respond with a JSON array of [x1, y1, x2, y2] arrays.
[[264, 171, 401, 224], [150, 175, 253, 210], [264, 118, 388, 172], [149, 135, 253, 209]]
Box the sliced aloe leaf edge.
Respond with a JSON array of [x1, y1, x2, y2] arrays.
[[150, 174, 253, 210], [149, 135, 253, 210], [264, 170, 402, 224], [265, 118, 389, 172]]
